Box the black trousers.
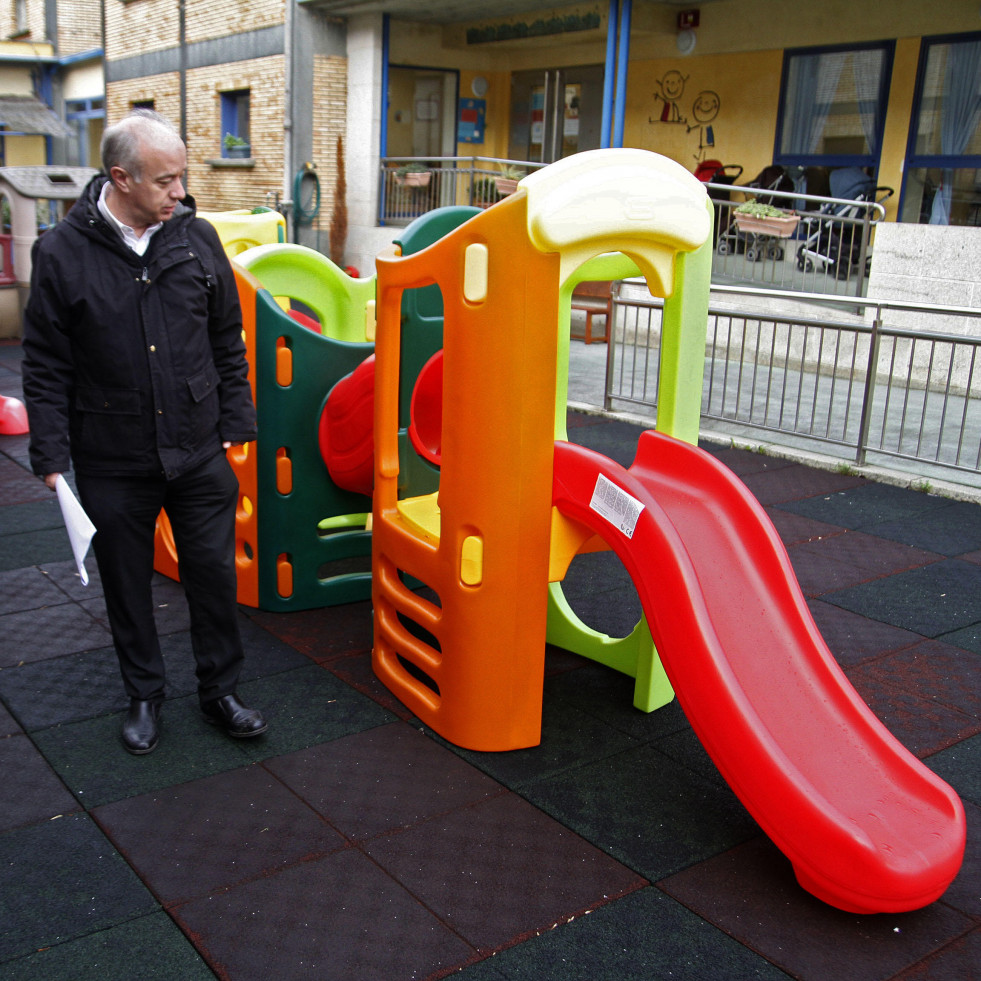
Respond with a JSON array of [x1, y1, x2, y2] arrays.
[[76, 452, 244, 706]]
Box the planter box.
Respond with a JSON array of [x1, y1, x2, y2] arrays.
[[396, 171, 431, 187], [733, 213, 800, 238], [495, 177, 519, 196], [224, 145, 252, 159]]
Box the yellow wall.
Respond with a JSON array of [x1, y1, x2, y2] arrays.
[[387, 0, 981, 221], [625, 49, 783, 191]]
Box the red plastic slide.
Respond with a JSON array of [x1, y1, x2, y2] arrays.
[[552, 431, 965, 913]]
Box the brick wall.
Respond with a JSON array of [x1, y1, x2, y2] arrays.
[[311, 53, 348, 242], [57, 0, 102, 55], [185, 57, 285, 212], [186, 0, 284, 44], [105, 0, 178, 60]]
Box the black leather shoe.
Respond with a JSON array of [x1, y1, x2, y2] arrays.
[[202, 693, 267, 738], [121, 699, 161, 755]]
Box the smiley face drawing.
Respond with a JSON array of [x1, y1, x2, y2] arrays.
[[688, 90, 721, 159], [650, 70, 689, 124]]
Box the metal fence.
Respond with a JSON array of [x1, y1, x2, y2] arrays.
[[378, 158, 888, 300], [378, 156, 544, 225], [704, 180, 890, 299], [606, 283, 981, 485]]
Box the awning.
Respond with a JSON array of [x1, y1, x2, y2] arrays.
[[0, 95, 73, 138]]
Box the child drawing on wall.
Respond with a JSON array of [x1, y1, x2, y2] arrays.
[[649, 70, 688, 124], [687, 90, 720, 162]]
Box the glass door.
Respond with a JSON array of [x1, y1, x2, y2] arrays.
[[509, 65, 603, 163]]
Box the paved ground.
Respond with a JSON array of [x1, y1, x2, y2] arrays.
[[1, 336, 980, 980]]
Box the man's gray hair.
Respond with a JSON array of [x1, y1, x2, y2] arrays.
[[101, 109, 184, 183]]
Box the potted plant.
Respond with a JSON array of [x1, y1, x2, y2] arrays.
[[223, 133, 252, 159], [472, 176, 498, 207], [394, 163, 431, 187], [732, 200, 799, 237], [494, 164, 525, 197]]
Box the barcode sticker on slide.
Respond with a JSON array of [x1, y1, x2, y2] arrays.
[[589, 473, 644, 539]]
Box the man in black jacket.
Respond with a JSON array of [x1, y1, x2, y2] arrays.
[[22, 109, 267, 754]]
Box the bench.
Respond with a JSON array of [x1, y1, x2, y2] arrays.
[[570, 280, 612, 344]]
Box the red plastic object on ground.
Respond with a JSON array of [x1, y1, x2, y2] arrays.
[[0, 395, 29, 434], [551, 431, 966, 914], [319, 355, 375, 496]]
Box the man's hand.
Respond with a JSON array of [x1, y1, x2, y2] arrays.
[[44, 473, 60, 491]]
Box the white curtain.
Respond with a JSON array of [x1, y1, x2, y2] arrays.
[[785, 53, 845, 155], [929, 39, 981, 224]]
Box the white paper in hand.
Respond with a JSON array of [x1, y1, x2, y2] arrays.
[[55, 475, 96, 585]]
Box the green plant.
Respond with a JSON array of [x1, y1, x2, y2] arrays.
[[395, 163, 430, 177], [223, 132, 249, 149], [473, 176, 497, 202], [497, 163, 526, 180], [734, 200, 790, 218]]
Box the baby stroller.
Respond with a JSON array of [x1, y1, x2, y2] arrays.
[[795, 167, 894, 279], [716, 164, 795, 258], [694, 160, 743, 245]]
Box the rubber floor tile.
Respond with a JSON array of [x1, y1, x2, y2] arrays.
[[864, 499, 981, 557], [697, 443, 798, 477], [560, 551, 642, 639], [0, 911, 215, 981], [0, 733, 78, 832], [94, 765, 347, 905], [892, 928, 981, 981], [500, 744, 760, 883], [766, 506, 845, 546], [326, 649, 419, 720], [846, 671, 981, 758], [0, 458, 50, 505], [657, 836, 975, 981], [0, 564, 69, 615], [364, 791, 646, 953], [0, 813, 158, 963], [0, 498, 63, 535], [928, 733, 981, 808], [942, 622, 981, 655], [930, 799, 981, 920], [436, 694, 644, 791], [246, 599, 374, 661], [825, 559, 981, 638], [0, 602, 113, 667], [0, 526, 75, 572], [738, 463, 866, 506], [37, 556, 104, 599], [456, 886, 790, 981], [235, 615, 317, 678], [542, 659, 691, 742], [850, 640, 981, 725], [264, 722, 505, 841], [31, 693, 253, 808], [789, 532, 941, 597], [0, 699, 20, 737], [0, 647, 129, 730], [776, 482, 953, 532], [172, 847, 474, 981], [231, 664, 396, 762], [806, 599, 921, 667], [568, 418, 653, 468]]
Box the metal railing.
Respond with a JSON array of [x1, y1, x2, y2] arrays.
[[377, 159, 888, 298], [378, 156, 545, 225], [605, 282, 981, 485], [704, 180, 890, 299]]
